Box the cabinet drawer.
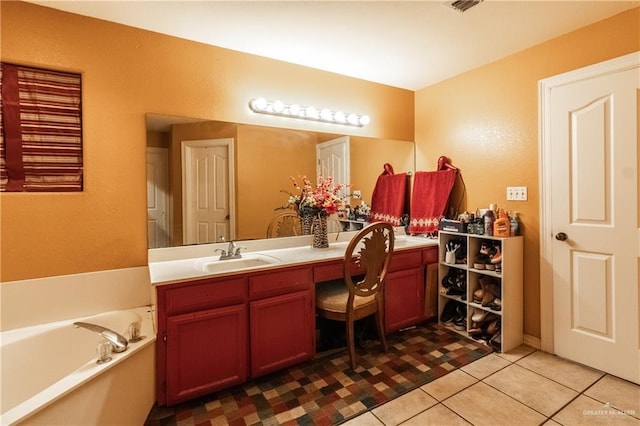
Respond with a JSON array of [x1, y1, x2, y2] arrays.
[[422, 246, 438, 264], [390, 249, 423, 271], [163, 277, 247, 316], [313, 259, 363, 282], [249, 267, 313, 299]]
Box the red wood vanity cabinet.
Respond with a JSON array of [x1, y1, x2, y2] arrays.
[[155, 265, 314, 406], [384, 246, 438, 333], [248, 267, 315, 377], [154, 244, 437, 406], [313, 246, 439, 334], [156, 276, 249, 405]]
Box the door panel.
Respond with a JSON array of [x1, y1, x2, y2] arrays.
[[547, 57, 638, 383], [250, 290, 314, 377], [183, 139, 233, 244], [166, 304, 248, 404], [147, 147, 170, 248], [317, 136, 350, 191]]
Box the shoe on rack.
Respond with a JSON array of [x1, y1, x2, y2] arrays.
[[440, 300, 458, 326], [453, 314, 467, 331], [488, 298, 502, 311], [468, 320, 482, 335], [489, 331, 501, 351], [486, 319, 501, 337], [490, 244, 502, 264], [481, 289, 495, 307], [471, 308, 488, 323], [473, 253, 490, 269], [452, 304, 467, 330], [473, 288, 484, 303]]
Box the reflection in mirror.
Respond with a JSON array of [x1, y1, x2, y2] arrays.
[[146, 114, 415, 249]]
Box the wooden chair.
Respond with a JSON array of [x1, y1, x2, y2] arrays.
[[315, 222, 395, 370], [266, 211, 302, 238]]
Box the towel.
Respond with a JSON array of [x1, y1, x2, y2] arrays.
[[409, 169, 457, 234], [369, 163, 407, 226]]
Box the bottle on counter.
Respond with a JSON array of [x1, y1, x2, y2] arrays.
[[509, 211, 520, 236], [493, 209, 510, 237], [483, 208, 495, 236]]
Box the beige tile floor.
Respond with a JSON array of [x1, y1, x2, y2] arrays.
[[343, 346, 640, 426]]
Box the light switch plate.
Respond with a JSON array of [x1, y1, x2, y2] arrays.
[[506, 186, 527, 201]]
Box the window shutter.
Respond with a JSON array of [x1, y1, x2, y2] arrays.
[[0, 62, 83, 192]]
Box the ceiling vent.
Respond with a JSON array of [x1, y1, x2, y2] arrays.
[[445, 0, 483, 13]]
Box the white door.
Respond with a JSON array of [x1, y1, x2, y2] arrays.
[[540, 52, 639, 383], [182, 139, 235, 245], [147, 147, 170, 248], [317, 136, 350, 194]]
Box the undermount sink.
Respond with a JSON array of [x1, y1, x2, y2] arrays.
[[195, 253, 282, 274]]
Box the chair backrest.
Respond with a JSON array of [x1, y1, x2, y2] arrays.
[[266, 211, 302, 238], [343, 222, 395, 301]]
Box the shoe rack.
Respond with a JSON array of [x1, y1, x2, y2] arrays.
[[437, 231, 523, 353]]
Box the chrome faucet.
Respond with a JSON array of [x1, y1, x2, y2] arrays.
[[73, 322, 129, 353], [215, 240, 243, 260]]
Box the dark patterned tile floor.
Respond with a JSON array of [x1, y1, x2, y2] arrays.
[[145, 321, 492, 426]]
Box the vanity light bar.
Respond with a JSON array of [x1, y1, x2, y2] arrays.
[[248, 98, 370, 127]]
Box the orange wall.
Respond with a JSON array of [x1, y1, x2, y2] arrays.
[[0, 1, 413, 281], [415, 7, 639, 338], [350, 137, 415, 205]]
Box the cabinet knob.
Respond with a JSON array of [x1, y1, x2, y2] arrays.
[[555, 232, 568, 241]]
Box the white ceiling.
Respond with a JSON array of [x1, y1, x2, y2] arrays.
[[28, 0, 638, 90]]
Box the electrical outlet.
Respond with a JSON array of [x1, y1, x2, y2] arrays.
[[506, 186, 528, 201]]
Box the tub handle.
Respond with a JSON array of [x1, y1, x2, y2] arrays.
[[73, 322, 129, 353]]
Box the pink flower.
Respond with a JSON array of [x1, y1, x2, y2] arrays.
[[287, 175, 349, 216]]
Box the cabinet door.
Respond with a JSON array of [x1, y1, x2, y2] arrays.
[[384, 266, 425, 333], [250, 290, 314, 377], [165, 304, 248, 405], [424, 263, 439, 319]]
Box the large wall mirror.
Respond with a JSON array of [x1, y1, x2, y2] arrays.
[[146, 113, 415, 249]]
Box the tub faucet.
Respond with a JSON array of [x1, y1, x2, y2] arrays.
[[73, 322, 129, 353]]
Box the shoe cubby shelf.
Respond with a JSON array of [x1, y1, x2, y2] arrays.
[[438, 231, 523, 353]]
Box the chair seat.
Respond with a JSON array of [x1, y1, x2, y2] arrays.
[[316, 280, 375, 313]]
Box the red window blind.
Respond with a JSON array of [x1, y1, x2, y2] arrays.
[[0, 62, 83, 192]]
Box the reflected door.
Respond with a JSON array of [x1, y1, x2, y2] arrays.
[[147, 147, 170, 248], [317, 136, 350, 192], [182, 139, 234, 245]]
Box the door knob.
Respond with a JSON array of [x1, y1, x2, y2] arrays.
[[555, 232, 568, 241]]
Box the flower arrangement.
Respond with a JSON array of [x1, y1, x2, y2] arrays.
[[285, 175, 348, 217]]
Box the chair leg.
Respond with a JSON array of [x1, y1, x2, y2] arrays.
[[346, 317, 357, 370], [375, 311, 388, 352]]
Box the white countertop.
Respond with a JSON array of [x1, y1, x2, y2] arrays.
[[148, 232, 438, 285]]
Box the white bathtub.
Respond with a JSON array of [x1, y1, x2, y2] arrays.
[[0, 306, 156, 425]]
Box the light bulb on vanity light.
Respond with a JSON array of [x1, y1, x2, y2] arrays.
[[250, 97, 268, 111], [273, 100, 285, 113], [333, 111, 346, 123], [289, 104, 301, 116], [306, 106, 319, 119], [248, 97, 369, 127], [320, 108, 332, 121]]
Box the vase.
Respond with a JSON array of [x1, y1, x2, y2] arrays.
[[300, 212, 314, 235], [312, 214, 329, 248]]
